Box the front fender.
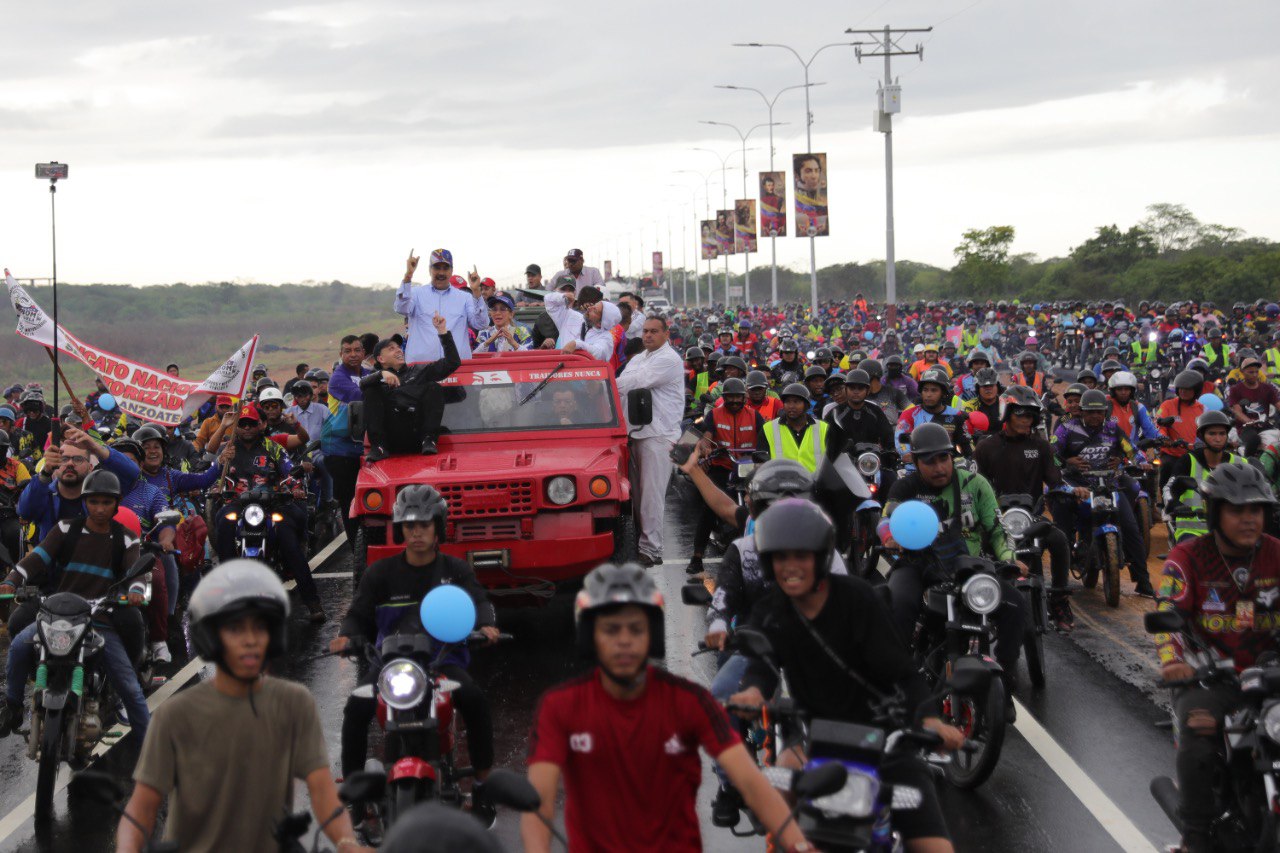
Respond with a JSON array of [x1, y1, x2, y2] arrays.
[[40, 690, 70, 712]]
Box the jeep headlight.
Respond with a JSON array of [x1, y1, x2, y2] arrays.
[[243, 504, 266, 527], [546, 476, 576, 506], [961, 575, 1002, 615], [812, 767, 879, 818], [1000, 507, 1033, 540], [1263, 702, 1280, 744], [378, 660, 428, 711], [857, 451, 881, 478]]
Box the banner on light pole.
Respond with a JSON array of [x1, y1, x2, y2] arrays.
[[793, 153, 829, 237], [652, 251, 663, 284], [759, 171, 787, 237], [734, 200, 757, 254], [700, 221, 719, 260], [715, 210, 736, 256], [604, 260, 613, 280]]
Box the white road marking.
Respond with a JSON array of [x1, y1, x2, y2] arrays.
[[0, 533, 347, 842], [1012, 698, 1160, 853]]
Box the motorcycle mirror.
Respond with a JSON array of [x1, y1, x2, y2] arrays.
[[945, 657, 993, 696], [733, 627, 776, 662], [482, 769, 541, 812], [792, 762, 848, 799], [815, 453, 873, 500], [339, 770, 386, 806], [680, 584, 712, 606], [1144, 610, 1184, 635], [68, 769, 125, 805]]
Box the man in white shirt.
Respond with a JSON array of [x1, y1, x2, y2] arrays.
[[618, 292, 647, 340], [615, 316, 684, 567], [393, 248, 487, 363], [545, 286, 620, 362], [563, 248, 604, 297]]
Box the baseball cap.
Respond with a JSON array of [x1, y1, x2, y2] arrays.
[[565, 248, 584, 261], [0, 407, 15, 421], [479, 277, 496, 289], [1242, 356, 1264, 370], [3, 385, 20, 397], [237, 404, 261, 423], [449, 275, 469, 290], [216, 394, 235, 407], [553, 273, 576, 292], [525, 264, 541, 276], [430, 248, 453, 267], [487, 293, 515, 311]]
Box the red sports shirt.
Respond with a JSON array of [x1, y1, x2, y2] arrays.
[[527, 666, 740, 852]]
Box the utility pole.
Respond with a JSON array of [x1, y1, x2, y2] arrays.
[[846, 24, 930, 330]]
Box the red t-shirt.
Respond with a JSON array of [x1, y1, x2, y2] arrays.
[[1227, 381, 1280, 418], [527, 667, 740, 852]]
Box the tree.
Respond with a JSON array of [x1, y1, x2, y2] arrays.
[[951, 226, 1016, 297], [1070, 224, 1157, 275], [1138, 203, 1200, 254]]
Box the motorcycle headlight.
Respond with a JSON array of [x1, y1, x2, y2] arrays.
[[39, 617, 87, 657], [243, 504, 266, 527], [1001, 508, 1033, 539], [546, 476, 576, 506], [856, 451, 881, 477], [811, 767, 879, 818], [1263, 702, 1280, 744], [1150, 369, 1161, 379], [961, 574, 1002, 615], [1092, 495, 1114, 510], [378, 660, 429, 711]]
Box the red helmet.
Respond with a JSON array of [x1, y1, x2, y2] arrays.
[[114, 505, 142, 538], [967, 411, 990, 433]]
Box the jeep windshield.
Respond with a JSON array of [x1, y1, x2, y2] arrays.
[[438, 364, 619, 434]]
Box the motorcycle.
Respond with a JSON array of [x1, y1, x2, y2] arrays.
[[1070, 467, 1128, 608], [847, 445, 898, 576], [290, 439, 342, 557], [1145, 609, 1280, 852], [998, 494, 1055, 689], [224, 480, 303, 571], [728, 626, 994, 851], [3, 541, 163, 822]]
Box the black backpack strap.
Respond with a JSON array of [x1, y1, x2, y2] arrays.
[[111, 521, 126, 577], [54, 517, 86, 572]]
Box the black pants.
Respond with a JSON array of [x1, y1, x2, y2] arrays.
[[341, 663, 493, 778], [886, 561, 1027, 671], [1041, 494, 1075, 591], [214, 503, 319, 602], [363, 381, 445, 454], [693, 466, 732, 556], [0, 516, 21, 567], [1174, 684, 1238, 833], [327, 454, 362, 548]]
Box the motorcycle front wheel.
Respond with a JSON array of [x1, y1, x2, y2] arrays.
[[1136, 496, 1153, 562], [944, 676, 1007, 790], [34, 707, 62, 823]]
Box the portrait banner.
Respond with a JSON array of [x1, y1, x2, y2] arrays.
[[652, 251, 663, 283], [793, 153, 829, 237], [700, 220, 718, 260], [5, 269, 258, 425], [759, 171, 787, 237], [604, 260, 613, 280], [734, 200, 757, 254], [715, 209, 736, 256]]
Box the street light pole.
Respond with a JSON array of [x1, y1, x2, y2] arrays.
[[715, 83, 823, 307], [734, 42, 861, 314], [698, 120, 784, 309]]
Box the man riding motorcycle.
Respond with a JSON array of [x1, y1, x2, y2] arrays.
[[895, 368, 973, 465], [1154, 463, 1280, 853], [1162, 410, 1247, 545]]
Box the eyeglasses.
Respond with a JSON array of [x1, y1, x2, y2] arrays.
[[64, 455, 90, 465]]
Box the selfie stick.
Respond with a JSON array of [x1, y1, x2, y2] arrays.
[[35, 162, 68, 443]]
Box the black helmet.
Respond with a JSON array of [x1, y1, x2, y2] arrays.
[[1099, 359, 1123, 373], [81, 469, 122, 499], [255, 377, 278, 391], [380, 803, 502, 853], [814, 348, 833, 362], [844, 369, 871, 387], [780, 382, 811, 402], [748, 459, 814, 515], [720, 377, 747, 396], [1195, 410, 1233, 436], [753, 498, 836, 589], [999, 384, 1044, 424], [706, 350, 723, 365], [918, 367, 950, 392], [1077, 369, 1098, 383], [859, 359, 883, 380], [1063, 382, 1087, 398], [1207, 326, 1223, 340], [1201, 463, 1278, 534], [1173, 370, 1203, 391], [1018, 351, 1037, 364], [684, 346, 706, 361], [188, 559, 291, 664], [393, 484, 449, 538], [966, 351, 990, 367], [803, 365, 827, 381], [910, 422, 954, 457], [720, 356, 748, 375], [885, 354, 904, 371], [745, 371, 769, 390], [132, 424, 168, 448], [573, 562, 664, 659], [1079, 389, 1110, 413], [974, 367, 999, 387], [111, 438, 144, 460], [779, 338, 799, 354]]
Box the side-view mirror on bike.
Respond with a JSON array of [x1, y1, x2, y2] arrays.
[[481, 768, 542, 812], [339, 770, 386, 806], [733, 627, 778, 665], [1143, 610, 1185, 635], [681, 584, 712, 606]]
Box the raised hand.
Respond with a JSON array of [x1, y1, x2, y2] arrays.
[[432, 313, 448, 335]]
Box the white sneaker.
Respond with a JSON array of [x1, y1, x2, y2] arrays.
[[151, 641, 172, 664]]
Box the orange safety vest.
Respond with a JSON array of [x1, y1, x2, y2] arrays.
[[1013, 371, 1045, 394], [1111, 399, 1133, 439], [748, 395, 783, 421], [709, 406, 760, 469]]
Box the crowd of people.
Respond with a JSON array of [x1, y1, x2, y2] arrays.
[[0, 247, 1277, 851]]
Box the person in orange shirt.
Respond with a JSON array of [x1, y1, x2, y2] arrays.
[[744, 371, 782, 421], [1156, 370, 1206, 489], [908, 342, 951, 381]]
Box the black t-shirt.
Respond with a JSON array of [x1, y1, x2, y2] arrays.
[[972, 431, 1062, 497], [825, 402, 894, 452]]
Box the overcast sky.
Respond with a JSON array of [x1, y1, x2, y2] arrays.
[[0, 0, 1276, 291]]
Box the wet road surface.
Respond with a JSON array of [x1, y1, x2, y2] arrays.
[[0, 481, 1184, 851]]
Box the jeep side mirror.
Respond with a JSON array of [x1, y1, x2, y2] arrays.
[[627, 389, 653, 427]]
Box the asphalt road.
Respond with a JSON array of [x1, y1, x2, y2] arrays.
[[0, 481, 1184, 852]]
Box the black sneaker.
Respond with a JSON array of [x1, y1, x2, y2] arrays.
[[637, 553, 662, 568], [685, 556, 704, 576], [711, 784, 742, 828], [0, 700, 20, 737], [365, 446, 389, 464], [1133, 579, 1156, 598], [470, 781, 497, 830]]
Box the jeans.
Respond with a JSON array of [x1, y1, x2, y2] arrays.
[[214, 502, 319, 602], [710, 653, 751, 789], [311, 454, 334, 504], [5, 620, 150, 738], [161, 553, 180, 616], [0, 515, 21, 567]]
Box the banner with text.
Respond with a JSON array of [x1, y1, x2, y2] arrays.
[[793, 153, 829, 237], [734, 200, 757, 254], [759, 171, 787, 237], [5, 270, 258, 426], [700, 221, 718, 260], [715, 209, 736, 256]]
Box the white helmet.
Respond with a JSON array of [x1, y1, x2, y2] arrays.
[[912, 343, 925, 354], [258, 387, 285, 404], [1108, 371, 1138, 391]]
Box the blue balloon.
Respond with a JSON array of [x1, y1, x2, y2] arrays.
[[864, 330, 874, 341], [98, 394, 116, 411], [419, 585, 476, 644], [1199, 393, 1224, 411], [888, 500, 939, 551], [1084, 316, 1096, 328]]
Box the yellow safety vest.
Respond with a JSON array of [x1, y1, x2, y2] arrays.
[[765, 418, 828, 473], [1267, 349, 1280, 388]]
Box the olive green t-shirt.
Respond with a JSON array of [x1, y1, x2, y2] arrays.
[[133, 677, 329, 853]]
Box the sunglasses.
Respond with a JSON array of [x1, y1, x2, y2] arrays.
[[237, 420, 259, 427]]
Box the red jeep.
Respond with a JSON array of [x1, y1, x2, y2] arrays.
[[350, 351, 647, 593]]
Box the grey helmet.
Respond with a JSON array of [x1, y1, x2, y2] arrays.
[[189, 559, 291, 663], [393, 484, 449, 537], [573, 562, 664, 659]]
